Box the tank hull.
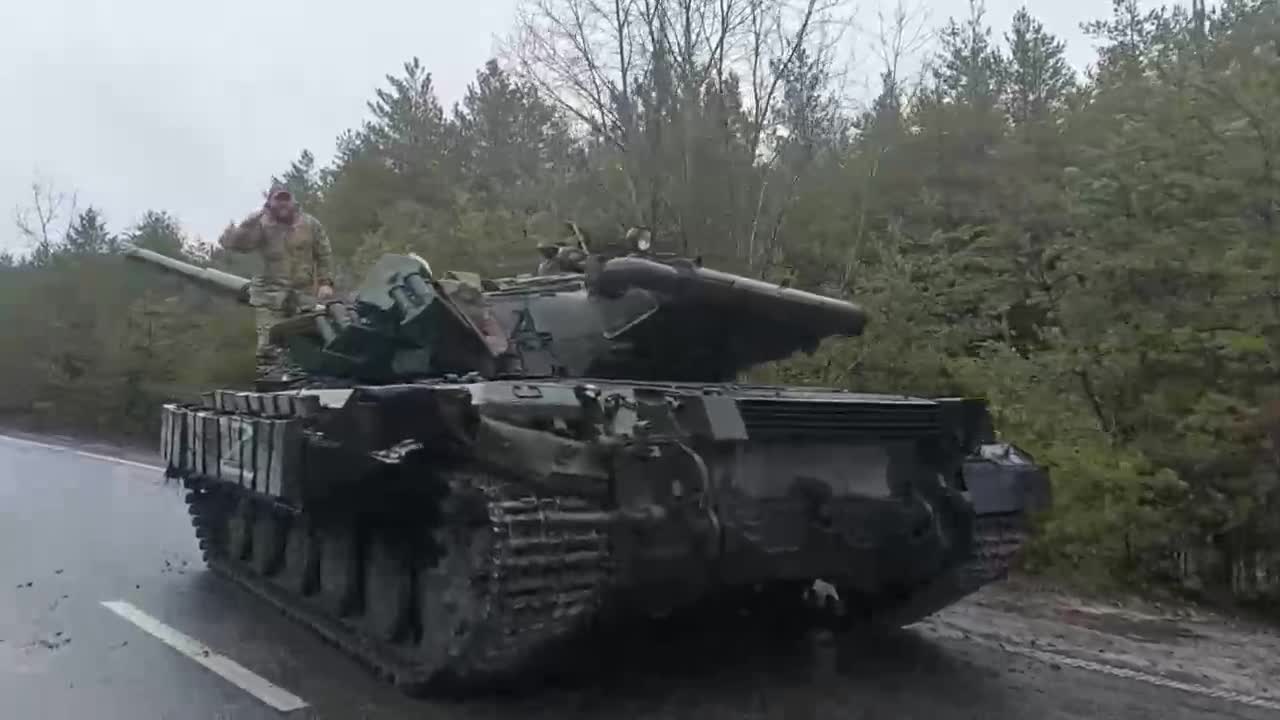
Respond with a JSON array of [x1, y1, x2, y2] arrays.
[[161, 378, 1050, 693]]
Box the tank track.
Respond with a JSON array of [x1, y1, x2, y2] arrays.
[[181, 470, 613, 694], [868, 513, 1030, 628]]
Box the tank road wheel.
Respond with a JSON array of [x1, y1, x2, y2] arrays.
[[225, 497, 255, 563], [185, 484, 232, 562], [250, 508, 288, 577], [273, 515, 318, 596], [318, 523, 361, 616], [361, 533, 414, 643], [416, 522, 493, 684]]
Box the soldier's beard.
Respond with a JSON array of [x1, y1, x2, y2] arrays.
[[268, 204, 298, 224]]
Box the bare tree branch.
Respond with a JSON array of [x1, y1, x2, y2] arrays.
[[14, 177, 78, 251], [511, 0, 853, 263]]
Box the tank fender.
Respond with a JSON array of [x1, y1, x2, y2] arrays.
[[961, 443, 1051, 516], [472, 415, 610, 489]]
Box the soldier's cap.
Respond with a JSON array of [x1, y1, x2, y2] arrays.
[[267, 184, 294, 202]]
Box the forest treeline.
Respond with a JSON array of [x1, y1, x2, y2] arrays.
[[2, 0, 1278, 607]]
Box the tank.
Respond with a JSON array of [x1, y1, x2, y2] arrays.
[[122, 234, 1051, 694]]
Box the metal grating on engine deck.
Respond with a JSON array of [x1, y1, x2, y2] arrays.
[[736, 397, 942, 439]]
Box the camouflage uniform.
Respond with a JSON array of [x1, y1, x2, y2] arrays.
[[218, 207, 334, 376], [534, 221, 590, 275]]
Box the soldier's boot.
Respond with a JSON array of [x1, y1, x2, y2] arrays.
[[255, 345, 304, 384], [255, 346, 284, 382], [253, 305, 304, 385]]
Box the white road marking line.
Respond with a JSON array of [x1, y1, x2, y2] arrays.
[[925, 622, 1280, 712], [0, 433, 164, 472], [102, 601, 309, 713], [74, 449, 165, 472]]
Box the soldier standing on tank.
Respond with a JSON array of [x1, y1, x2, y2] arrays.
[[218, 185, 334, 376]]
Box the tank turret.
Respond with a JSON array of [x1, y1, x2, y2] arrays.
[[123, 234, 869, 385]]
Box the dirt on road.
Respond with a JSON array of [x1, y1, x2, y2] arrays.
[[915, 581, 1280, 714]]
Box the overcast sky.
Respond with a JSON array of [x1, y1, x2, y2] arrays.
[[0, 0, 1165, 254]]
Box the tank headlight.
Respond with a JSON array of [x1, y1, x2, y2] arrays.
[[631, 229, 652, 252]]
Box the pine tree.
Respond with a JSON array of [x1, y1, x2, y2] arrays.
[[1003, 7, 1077, 124], [63, 208, 115, 255], [126, 211, 187, 256], [272, 150, 323, 210]]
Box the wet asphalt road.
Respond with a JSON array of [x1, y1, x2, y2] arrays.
[[1, 432, 1276, 720]]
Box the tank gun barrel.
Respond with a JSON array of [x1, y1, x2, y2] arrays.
[[590, 255, 867, 337], [121, 244, 252, 303]]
